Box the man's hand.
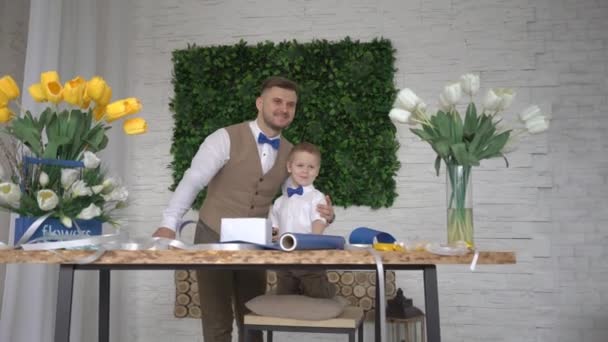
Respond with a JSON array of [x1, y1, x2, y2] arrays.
[[272, 227, 279, 242], [152, 227, 176, 239], [316, 195, 336, 224]]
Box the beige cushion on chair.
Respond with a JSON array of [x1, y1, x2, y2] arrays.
[[245, 306, 364, 328], [245, 294, 345, 321]]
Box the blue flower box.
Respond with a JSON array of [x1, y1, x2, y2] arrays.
[[14, 216, 102, 244]]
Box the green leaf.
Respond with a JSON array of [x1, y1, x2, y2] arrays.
[[9, 118, 42, 155], [450, 143, 480, 166], [432, 138, 450, 159], [37, 108, 53, 132], [479, 131, 510, 159], [468, 114, 493, 154], [450, 143, 469, 165], [463, 103, 477, 138], [422, 123, 436, 137], [410, 128, 433, 141], [451, 111, 463, 145], [434, 155, 442, 176], [502, 154, 509, 168], [46, 113, 60, 142], [433, 111, 452, 140]]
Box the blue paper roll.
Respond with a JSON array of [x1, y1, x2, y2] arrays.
[[278, 233, 345, 252], [348, 227, 396, 244]]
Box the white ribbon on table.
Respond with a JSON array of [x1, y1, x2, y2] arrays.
[[0, 219, 203, 264], [368, 247, 387, 342]]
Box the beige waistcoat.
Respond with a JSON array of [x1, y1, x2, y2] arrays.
[[199, 122, 293, 233]]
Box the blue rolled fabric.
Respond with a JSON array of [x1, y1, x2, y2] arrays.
[[349, 227, 396, 245], [278, 233, 345, 252]]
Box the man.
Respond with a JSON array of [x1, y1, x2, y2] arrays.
[[152, 76, 335, 342]]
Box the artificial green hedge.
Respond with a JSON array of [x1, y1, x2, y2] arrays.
[[169, 38, 400, 209]]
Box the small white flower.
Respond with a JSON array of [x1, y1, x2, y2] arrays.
[[483, 89, 502, 111], [39, 171, 49, 187], [36, 189, 59, 211], [438, 93, 451, 112], [496, 88, 515, 111], [102, 178, 117, 194], [525, 116, 550, 134], [0, 182, 21, 208], [61, 169, 79, 189], [77, 203, 102, 220], [102, 186, 128, 202], [91, 185, 104, 194], [83, 151, 101, 169], [441, 82, 462, 105], [519, 105, 542, 122], [388, 108, 413, 125], [60, 216, 73, 228], [417, 101, 427, 113], [69, 180, 93, 198], [460, 73, 480, 96], [115, 201, 128, 209], [394, 88, 422, 112]]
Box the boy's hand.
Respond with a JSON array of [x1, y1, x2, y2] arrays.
[[317, 195, 336, 224], [152, 227, 176, 239]]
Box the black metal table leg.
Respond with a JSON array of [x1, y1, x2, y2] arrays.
[[55, 264, 75, 342], [99, 269, 110, 342], [423, 265, 441, 342]]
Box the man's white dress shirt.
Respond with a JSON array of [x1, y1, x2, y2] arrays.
[[161, 121, 281, 231]]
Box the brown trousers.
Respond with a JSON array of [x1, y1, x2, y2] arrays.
[[275, 270, 335, 298], [194, 220, 266, 342]]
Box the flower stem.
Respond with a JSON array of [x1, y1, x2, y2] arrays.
[[446, 163, 474, 247]]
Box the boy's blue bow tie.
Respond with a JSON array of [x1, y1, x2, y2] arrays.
[[257, 132, 280, 150], [287, 186, 304, 197]]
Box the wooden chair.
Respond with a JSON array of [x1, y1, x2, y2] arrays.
[[174, 270, 397, 341]]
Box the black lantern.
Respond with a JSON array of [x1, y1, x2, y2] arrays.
[[386, 288, 426, 342]]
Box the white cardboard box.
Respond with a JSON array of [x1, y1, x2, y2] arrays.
[[220, 218, 271, 245]]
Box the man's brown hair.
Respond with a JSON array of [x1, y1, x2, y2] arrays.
[[260, 76, 299, 95], [288, 142, 321, 163]]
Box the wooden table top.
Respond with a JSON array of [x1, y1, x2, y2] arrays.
[[0, 249, 515, 265]]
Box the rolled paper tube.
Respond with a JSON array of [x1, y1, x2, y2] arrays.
[[278, 233, 345, 252], [348, 227, 396, 245]]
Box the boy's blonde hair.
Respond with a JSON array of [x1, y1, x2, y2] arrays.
[[288, 142, 321, 163]]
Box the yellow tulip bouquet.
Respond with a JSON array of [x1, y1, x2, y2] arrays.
[[0, 71, 148, 243]]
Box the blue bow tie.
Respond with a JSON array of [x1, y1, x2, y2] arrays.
[[287, 186, 304, 197], [257, 132, 280, 150]]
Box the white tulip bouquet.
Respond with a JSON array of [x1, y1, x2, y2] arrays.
[[388, 73, 550, 246]]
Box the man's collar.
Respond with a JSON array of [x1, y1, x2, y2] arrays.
[[251, 120, 281, 140]]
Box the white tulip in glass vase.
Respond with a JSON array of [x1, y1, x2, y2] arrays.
[[389, 73, 550, 248]]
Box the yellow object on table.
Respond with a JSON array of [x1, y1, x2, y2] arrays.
[[373, 242, 405, 252]]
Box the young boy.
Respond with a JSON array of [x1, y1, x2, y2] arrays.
[[269, 142, 335, 298]]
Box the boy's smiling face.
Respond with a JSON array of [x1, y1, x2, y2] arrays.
[[287, 150, 320, 187]]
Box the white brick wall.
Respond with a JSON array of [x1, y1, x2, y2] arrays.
[[1, 0, 607, 341]]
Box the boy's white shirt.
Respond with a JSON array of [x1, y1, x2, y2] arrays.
[[270, 184, 327, 235]]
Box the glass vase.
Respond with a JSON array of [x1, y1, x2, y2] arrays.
[[446, 163, 474, 247]]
